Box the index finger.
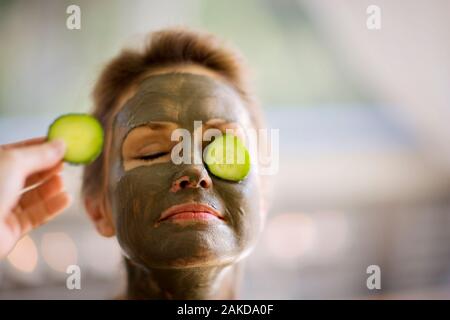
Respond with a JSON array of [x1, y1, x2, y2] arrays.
[[1, 137, 47, 150], [13, 140, 66, 177]]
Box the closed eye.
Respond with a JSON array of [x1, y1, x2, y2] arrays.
[[137, 152, 169, 161]]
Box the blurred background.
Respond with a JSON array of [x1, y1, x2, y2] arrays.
[[1, 0, 450, 299]]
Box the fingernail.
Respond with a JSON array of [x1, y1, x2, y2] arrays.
[[49, 139, 66, 155]]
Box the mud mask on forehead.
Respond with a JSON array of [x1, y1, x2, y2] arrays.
[[107, 73, 262, 269]]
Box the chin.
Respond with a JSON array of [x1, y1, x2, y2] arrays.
[[128, 231, 244, 269]]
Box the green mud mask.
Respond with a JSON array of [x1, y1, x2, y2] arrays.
[[107, 73, 262, 269]]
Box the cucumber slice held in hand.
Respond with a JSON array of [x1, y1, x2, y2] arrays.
[[47, 113, 104, 165], [204, 134, 251, 182]]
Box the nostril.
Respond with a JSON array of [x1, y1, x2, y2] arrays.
[[171, 169, 212, 193], [179, 180, 190, 189]]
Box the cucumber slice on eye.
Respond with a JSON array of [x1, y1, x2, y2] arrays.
[[47, 113, 104, 165], [204, 134, 251, 182]]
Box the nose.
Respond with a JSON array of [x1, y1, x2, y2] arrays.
[[170, 166, 212, 193]]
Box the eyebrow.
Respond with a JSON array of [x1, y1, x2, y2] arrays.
[[128, 121, 178, 133], [135, 122, 176, 130], [122, 121, 178, 144], [205, 119, 227, 126], [204, 119, 243, 131]]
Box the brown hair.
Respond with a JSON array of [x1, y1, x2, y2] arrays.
[[82, 27, 263, 199]]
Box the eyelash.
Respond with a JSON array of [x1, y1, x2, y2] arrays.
[[138, 152, 169, 161]]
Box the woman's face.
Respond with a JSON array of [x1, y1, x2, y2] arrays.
[[107, 73, 262, 269]]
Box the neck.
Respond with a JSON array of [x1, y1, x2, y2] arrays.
[[124, 258, 242, 299]]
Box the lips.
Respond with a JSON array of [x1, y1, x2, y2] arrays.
[[158, 203, 224, 223]]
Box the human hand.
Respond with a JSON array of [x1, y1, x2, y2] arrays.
[[0, 137, 72, 259]]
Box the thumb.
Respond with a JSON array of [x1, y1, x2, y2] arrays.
[[16, 139, 66, 176]]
